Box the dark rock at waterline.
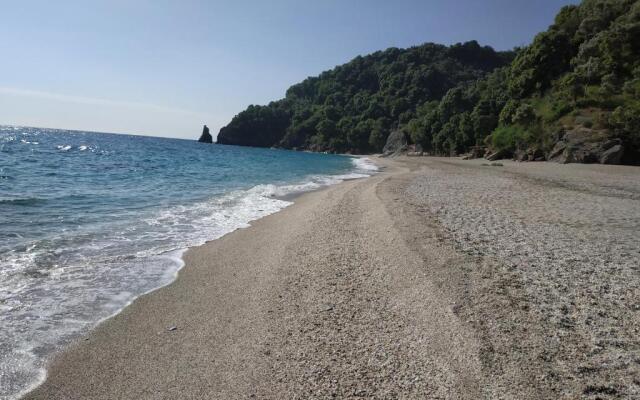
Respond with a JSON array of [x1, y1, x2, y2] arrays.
[[198, 125, 213, 143], [382, 130, 408, 157]]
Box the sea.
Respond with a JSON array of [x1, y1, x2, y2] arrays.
[[0, 126, 378, 399]]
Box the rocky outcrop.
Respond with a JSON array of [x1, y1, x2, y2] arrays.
[[514, 147, 545, 162], [547, 127, 624, 164], [485, 148, 512, 161], [382, 130, 408, 156], [462, 146, 486, 160], [599, 143, 624, 164], [198, 125, 213, 143]]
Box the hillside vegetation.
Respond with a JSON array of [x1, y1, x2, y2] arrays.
[[216, 0, 640, 164], [217, 41, 512, 152]]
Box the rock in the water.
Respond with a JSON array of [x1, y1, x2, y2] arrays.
[[600, 144, 624, 164], [198, 125, 213, 143], [382, 130, 408, 156]]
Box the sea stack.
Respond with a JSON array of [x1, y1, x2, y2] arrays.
[[198, 125, 213, 143]]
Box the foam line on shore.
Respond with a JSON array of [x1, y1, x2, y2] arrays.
[[13, 157, 378, 400]]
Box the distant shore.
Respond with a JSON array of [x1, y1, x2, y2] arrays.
[[25, 157, 640, 399]]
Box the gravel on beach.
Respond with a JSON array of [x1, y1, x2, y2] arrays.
[[403, 158, 640, 399], [24, 157, 640, 399]]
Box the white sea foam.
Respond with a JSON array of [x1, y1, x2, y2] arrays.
[[56, 145, 72, 151], [352, 157, 380, 172], [0, 156, 378, 399]]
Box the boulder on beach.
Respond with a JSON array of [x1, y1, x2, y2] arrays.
[[599, 143, 624, 164], [514, 147, 545, 162], [463, 146, 486, 160], [547, 127, 625, 164], [382, 130, 408, 157], [486, 148, 512, 161]]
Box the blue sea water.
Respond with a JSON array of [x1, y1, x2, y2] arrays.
[[0, 126, 377, 398]]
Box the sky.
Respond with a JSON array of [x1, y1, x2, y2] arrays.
[[0, 0, 578, 140]]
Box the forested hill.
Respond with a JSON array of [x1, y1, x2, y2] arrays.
[[216, 41, 513, 153], [216, 0, 640, 164]]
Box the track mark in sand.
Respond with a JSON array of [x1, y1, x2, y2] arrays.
[[261, 176, 484, 399]]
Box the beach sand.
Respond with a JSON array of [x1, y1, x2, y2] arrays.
[[25, 157, 640, 399]]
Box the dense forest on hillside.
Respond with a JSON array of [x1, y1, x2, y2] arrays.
[[217, 41, 512, 152], [216, 0, 640, 164]]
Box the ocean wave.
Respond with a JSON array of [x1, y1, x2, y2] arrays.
[[0, 197, 46, 206], [351, 157, 379, 172], [244, 162, 376, 199], [0, 135, 379, 399]]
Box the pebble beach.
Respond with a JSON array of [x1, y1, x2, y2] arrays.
[[25, 157, 640, 399]]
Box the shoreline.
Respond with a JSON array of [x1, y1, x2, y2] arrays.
[[14, 157, 379, 400], [23, 159, 403, 399], [24, 157, 640, 399], [3, 133, 380, 400]]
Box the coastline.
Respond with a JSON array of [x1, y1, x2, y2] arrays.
[[24, 158, 402, 399], [2, 150, 376, 400], [13, 156, 379, 400], [24, 157, 640, 399]]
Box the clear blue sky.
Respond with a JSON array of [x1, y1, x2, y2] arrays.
[[0, 0, 577, 139]]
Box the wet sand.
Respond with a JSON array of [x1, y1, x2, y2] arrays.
[[25, 157, 640, 399]]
